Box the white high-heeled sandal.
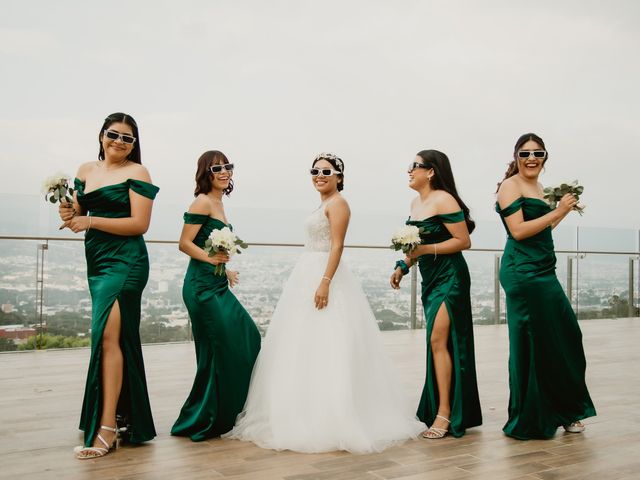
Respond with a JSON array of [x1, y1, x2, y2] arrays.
[[563, 421, 585, 433], [422, 414, 451, 439], [74, 425, 125, 459]]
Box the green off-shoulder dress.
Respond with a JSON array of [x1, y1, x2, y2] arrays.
[[75, 178, 159, 447], [171, 213, 261, 441], [496, 197, 596, 440], [408, 211, 482, 437]]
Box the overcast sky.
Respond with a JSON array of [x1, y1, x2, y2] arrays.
[[2, 0, 639, 236]]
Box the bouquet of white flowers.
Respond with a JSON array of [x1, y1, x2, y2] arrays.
[[203, 227, 248, 275], [543, 180, 585, 215], [390, 225, 424, 254], [42, 173, 74, 229], [43, 173, 74, 204]]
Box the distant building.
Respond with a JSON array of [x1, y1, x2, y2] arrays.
[[1, 303, 14, 313], [0, 325, 36, 340]]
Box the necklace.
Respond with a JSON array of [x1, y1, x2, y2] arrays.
[[98, 159, 129, 171]]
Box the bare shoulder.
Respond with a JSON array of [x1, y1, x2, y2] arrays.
[[187, 194, 212, 216], [497, 176, 522, 208], [433, 190, 461, 214], [127, 163, 152, 183], [76, 161, 98, 181], [327, 195, 350, 215]]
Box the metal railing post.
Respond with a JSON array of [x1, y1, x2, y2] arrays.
[[35, 241, 48, 350], [630, 257, 636, 318], [567, 256, 573, 306], [410, 265, 418, 329], [494, 254, 501, 324]]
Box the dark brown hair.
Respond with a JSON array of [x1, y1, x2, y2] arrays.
[[496, 132, 548, 192], [98, 112, 141, 164], [311, 153, 345, 191], [194, 150, 234, 196], [416, 150, 475, 234]]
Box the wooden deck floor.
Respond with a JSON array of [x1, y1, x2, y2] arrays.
[[1, 318, 639, 480]]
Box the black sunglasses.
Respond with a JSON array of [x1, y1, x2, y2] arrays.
[[209, 163, 234, 174], [103, 129, 136, 144], [517, 150, 546, 158], [407, 162, 431, 173]]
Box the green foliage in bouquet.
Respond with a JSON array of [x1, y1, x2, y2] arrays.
[[543, 180, 585, 215]]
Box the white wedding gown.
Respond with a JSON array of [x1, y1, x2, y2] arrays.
[[223, 202, 425, 453]]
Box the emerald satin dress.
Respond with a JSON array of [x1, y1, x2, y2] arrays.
[[171, 213, 261, 441], [408, 211, 482, 437], [75, 178, 159, 447], [496, 197, 596, 440]]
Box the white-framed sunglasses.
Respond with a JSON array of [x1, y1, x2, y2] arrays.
[[209, 163, 234, 174], [310, 168, 341, 177], [517, 150, 546, 158], [103, 129, 136, 144]]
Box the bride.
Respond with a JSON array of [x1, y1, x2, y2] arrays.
[[223, 153, 425, 453]]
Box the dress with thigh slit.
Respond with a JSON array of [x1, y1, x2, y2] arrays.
[[75, 178, 159, 446], [408, 211, 482, 437]]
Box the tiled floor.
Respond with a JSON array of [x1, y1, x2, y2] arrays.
[[1, 318, 638, 480]]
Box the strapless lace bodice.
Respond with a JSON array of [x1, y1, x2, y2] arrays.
[[304, 205, 331, 252]]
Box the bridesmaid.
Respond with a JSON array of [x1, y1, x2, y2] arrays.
[[496, 133, 596, 439], [59, 112, 158, 458], [390, 150, 482, 439], [171, 150, 261, 441]]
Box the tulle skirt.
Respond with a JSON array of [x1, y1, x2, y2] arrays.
[[223, 251, 425, 453]]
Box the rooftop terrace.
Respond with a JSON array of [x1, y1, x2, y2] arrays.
[[1, 318, 638, 480]]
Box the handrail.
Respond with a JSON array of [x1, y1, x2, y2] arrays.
[[0, 234, 638, 255]]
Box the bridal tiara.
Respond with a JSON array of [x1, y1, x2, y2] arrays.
[[314, 152, 344, 173]]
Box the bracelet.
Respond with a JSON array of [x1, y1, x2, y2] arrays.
[[88, 215, 92, 231], [322, 276, 332, 283], [395, 260, 410, 276], [433, 242, 437, 260]]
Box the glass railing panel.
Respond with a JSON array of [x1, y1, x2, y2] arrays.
[[143, 242, 191, 343], [344, 248, 414, 330], [465, 250, 505, 325], [1, 234, 638, 351], [575, 253, 638, 319], [0, 239, 48, 351], [40, 239, 90, 346]]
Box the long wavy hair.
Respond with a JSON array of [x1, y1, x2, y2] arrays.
[[98, 112, 141, 164], [495, 132, 548, 192], [417, 149, 475, 234], [194, 150, 234, 196]]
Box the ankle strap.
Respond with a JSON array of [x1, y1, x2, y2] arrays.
[[99, 425, 118, 433], [435, 415, 451, 423]]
